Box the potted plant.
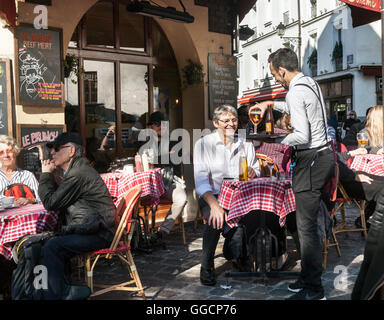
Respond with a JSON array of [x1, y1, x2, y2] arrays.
[[182, 59, 204, 89], [307, 48, 317, 76], [332, 41, 343, 71], [63, 53, 84, 84]]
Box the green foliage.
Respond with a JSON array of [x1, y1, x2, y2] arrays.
[[307, 48, 317, 66], [63, 54, 85, 84], [332, 41, 343, 61], [182, 59, 204, 89]]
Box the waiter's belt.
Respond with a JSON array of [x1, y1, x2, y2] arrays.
[[293, 143, 332, 157]]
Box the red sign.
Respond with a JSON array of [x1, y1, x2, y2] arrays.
[[339, 0, 380, 13]]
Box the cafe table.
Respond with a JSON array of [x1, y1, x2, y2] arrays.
[[100, 168, 165, 207], [350, 154, 384, 177], [0, 204, 59, 260], [217, 177, 299, 280]]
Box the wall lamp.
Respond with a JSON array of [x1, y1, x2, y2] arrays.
[[127, 0, 194, 23]]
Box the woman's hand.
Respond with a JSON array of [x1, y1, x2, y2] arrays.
[[14, 197, 36, 206], [376, 148, 384, 155], [349, 148, 368, 157]]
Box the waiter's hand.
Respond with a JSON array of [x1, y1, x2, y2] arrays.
[[249, 100, 273, 119], [247, 167, 257, 179], [208, 202, 226, 230], [42, 159, 56, 173], [355, 174, 373, 184]]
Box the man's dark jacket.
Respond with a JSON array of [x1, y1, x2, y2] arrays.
[[38, 156, 116, 242]]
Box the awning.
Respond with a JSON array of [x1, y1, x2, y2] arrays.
[[238, 85, 287, 106], [237, 0, 257, 23], [360, 65, 382, 76], [339, 0, 381, 27], [0, 0, 16, 27]]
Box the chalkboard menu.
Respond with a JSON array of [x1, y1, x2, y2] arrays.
[[208, 53, 238, 119], [15, 24, 63, 106], [0, 59, 13, 136], [17, 124, 65, 174]]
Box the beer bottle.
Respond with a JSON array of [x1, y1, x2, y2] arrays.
[[239, 142, 248, 182], [265, 104, 274, 135]]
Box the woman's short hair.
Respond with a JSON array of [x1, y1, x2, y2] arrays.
[[212, 105, 238, 122], [0, 135, 21, 155]]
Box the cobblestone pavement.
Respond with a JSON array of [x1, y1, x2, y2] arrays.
[[89, 203, 366, 301]]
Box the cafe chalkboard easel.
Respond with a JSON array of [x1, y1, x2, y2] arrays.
[[14, 24, 64, 107]]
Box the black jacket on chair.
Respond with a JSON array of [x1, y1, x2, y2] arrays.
[[38, 156, 116, 242]]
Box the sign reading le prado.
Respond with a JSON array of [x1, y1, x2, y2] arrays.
[[208, 54, 238, 119]]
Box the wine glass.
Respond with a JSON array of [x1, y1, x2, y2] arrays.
[[357, 131, 369, 148], [249, 108, 262, 134]]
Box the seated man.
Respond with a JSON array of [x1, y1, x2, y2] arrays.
[[139, 111, 187, 240], [38, 132, 116, 300], [194, 104, 260, 286]]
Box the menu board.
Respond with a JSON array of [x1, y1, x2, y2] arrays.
[[0, 59, 13, 136], [208, 53, 238, 119], [15, 24, 63, 106], [17, 124, 65, 175]]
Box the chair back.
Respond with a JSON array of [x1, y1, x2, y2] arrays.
[[338, 142, 352, 167], [109, 186, 142, 255], [255, 153, 279, 177]]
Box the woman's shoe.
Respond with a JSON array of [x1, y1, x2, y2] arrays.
[[200, 267, 216, 286]]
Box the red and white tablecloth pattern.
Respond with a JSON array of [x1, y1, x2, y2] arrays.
[[101, 168, 165, 207], [0, 204, 59, 260], [350, 154, 384, 177], [217, 177, 296, 228]]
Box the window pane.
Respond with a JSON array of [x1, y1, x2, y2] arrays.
[[152, 21, 174, 60], [86, 1, 114, 48], [119, 5, 145, 52], [65, 61, 80, 133], [84, 60, 116, 173], [120, 63, 148, 150], [69, 26, 78, 48]]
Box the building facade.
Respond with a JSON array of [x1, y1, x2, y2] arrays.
[[238, 0, 382, 128]]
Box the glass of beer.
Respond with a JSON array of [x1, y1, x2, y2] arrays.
[[249, 108, 262, 134], [357, 131, 368, 148]]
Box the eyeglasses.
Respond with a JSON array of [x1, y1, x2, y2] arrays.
[[0, 149, 15, 156], [217, 118, 238, 126], [53, 145, 71, 152]]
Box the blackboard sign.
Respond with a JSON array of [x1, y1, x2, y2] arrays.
[[17, 124, 65, 150], [15, 24, 63, 106], [17, 124, 65, 175], [0, 59, 13, 136], [208, 53, 238, 119]]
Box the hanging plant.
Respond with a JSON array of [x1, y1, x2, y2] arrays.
[[182, 59, 204, 88], [307, 48, 317, 66], [332, 41, 343, 61], [63, 53, 85, 84]]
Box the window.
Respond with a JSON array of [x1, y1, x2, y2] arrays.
[[84, 72, 98, 104], [311, 1, 317, 18], [119, 4, 145, 52]]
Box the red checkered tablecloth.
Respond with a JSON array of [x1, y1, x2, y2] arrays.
[[101, 168, 165, 207], [0, 204, 59, 260], [350, 154, 384, 177], [217, 177, 296, 228]]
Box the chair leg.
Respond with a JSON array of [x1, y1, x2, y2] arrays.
[[322, 236, 328, 270], [85, 256, 93, 293], [125, 250, 146, 300]]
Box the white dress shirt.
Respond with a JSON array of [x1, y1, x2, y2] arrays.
[[193, 130, 260, 196], [274, 72, 329, 149]]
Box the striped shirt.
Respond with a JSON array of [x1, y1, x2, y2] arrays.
[[0, 169, 41, 202]]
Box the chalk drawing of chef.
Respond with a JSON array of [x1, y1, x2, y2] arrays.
[[19, 50, 47, 99]]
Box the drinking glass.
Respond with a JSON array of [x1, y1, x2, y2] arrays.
[[357, 131, 369, 148], [249, 108, 262, 134]]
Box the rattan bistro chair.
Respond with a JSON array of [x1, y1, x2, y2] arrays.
[[83, 186, 146, 299]]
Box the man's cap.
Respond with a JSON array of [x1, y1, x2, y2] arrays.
[[46, 132, 83, 148], [147, 111, 166, 125]]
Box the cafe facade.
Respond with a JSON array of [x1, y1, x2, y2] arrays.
[[0, 0, 254, 221]]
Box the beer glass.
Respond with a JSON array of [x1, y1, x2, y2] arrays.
[[357, 131, 369, 148], [249, 108, 262, 134]]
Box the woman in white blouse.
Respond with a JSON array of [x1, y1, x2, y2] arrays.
[[0, 135, 40, 206]]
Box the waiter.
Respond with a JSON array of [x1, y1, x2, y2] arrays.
[[249, 48, 334, 300]]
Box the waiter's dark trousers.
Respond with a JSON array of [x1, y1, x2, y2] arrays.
[[292, 147, 334, 293]]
